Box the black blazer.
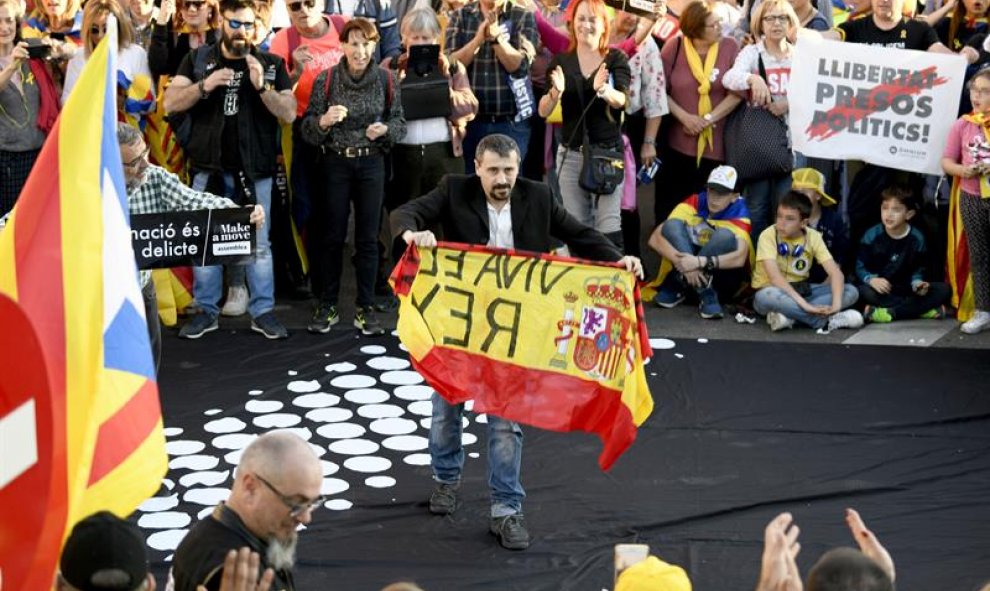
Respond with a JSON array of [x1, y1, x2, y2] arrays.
[[391, 174, 623, 262]]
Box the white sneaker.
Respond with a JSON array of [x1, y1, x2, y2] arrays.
[[220, 285, 248, 317], [826, 309, 864, 332], [767, 311, 795, 332], [961, 310, 990, 334]]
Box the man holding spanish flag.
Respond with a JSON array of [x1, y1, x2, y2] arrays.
[[391, 133, 645, 551]]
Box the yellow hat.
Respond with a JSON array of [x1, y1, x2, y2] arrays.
[[791, 168, 837, 207], [615, 556, 692, 591]]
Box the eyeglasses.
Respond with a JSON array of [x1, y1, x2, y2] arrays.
[[970, 86, 990, 97], [256, 474, 325, 518], [288, 0, 317, 11], [762, 14, 790, 23], [182, 0, 206, 9], [225, 17, 255, 29], [122, 145, 149, 169], [90, 24, 107, 35]]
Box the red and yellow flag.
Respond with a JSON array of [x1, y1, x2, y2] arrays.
[[0, 27, 167, 591], [947, 177, 976, 321], [390, 242, 654, 470]]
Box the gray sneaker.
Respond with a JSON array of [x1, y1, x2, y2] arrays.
[[251, 312, 289, 340], [429, 483, 459, 515], [179, 313, 219, 339], [490, 514, 530, 550]]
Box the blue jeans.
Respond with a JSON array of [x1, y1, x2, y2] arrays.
[[660, 220, 747, 300], [462, 118, 531, 175], [429, 393, 525, 517], [743, 174, 792, 239], [753, 282, 859, 329], [191, 172, 274, 319]]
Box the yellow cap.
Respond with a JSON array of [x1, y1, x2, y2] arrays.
[[615, 556, 692, 591], [791, 168, 837, 207]]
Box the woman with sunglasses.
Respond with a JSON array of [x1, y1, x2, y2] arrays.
[[722, 0, 798, 239], [148, 0, 221, 79], [61, 0, 155, 130], [300, 18, 406, 336]]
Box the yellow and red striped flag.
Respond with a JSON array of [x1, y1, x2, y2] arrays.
[[947, 177, 976, 322], [390, 242, 654, 470], [0, 24, 167, 591]]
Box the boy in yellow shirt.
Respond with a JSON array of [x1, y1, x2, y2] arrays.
[[752, 192, 863, 333]]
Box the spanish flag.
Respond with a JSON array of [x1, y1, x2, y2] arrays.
[[390, 243, 654, 470], [0, 23, 167, 591], [947, 177, 976, 322]]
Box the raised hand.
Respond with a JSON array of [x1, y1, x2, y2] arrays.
[[757, 512, 803, 591], [845, 508, 895, 583]]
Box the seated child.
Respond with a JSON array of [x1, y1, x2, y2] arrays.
[[648, 165, 754, 320], [791, 168, 851, 282], [752, 191, 863, 332], [855, 186, 951, 322]]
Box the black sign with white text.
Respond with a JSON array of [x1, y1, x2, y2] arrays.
[[132, 208, 256, 269]]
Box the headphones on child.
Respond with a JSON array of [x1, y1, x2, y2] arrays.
[[776, 232, 807, 258]]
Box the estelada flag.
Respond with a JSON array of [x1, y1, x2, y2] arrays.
[[946, 177, 976, 321], [390, 242, 654, 470], [0, 24, 167, 591]]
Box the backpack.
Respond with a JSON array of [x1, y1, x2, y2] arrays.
[[166, 45, 213, 149]]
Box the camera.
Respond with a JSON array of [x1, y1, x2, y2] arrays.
[[25, 39, 51, 60]]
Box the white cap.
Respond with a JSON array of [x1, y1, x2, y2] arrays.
[[707, 165, 738, 193]]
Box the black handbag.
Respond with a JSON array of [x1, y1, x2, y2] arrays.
[[563, 74, 625, 196], [723, 53, 792, 182]]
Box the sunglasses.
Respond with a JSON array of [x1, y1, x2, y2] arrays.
[[182, 1, 207, 9], [90, 24, 107, 35], [225, 17, 255, 29], [288, 0, 317, 11]]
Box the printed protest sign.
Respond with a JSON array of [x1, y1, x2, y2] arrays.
[[132, 208, 255, 269], [789, 38, 966, 174]]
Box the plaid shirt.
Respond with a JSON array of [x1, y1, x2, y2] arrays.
[[128, 166, 237, 215], [445, 1, 537, 117], [129, 165, 237, 286]]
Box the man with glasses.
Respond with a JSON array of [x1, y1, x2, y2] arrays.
[[116, 123, 264, 372], [170, 431, 323, 591], [163, 0, 296, 340]]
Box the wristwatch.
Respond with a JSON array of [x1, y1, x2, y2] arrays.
[[702, 113, 713, 123], [259, 81, 274, 94], [197, 79, 208, 99]]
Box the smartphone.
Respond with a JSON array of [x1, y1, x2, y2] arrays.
[[637, 159, 660, 184], [49, 31, 66, 41], [614, 543, 650, 582], [25, 38, 51, 59]]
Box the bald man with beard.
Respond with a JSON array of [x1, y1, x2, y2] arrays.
[[168, 432, 323, 591]]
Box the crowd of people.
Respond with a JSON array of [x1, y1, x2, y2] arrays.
[[4, 0, 988, 586], [3, 0, 990, 339]]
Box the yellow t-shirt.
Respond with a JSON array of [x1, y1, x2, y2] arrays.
[[751, 226, 833, 289]]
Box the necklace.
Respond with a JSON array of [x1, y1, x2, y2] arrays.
[[0, 62, 31, 129]]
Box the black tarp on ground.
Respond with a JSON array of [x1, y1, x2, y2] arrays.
[[149, 333, 990, 591]]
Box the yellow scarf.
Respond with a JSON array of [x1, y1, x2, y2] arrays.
[[683, 38, 719, 165], [962, 111, 990, 198]]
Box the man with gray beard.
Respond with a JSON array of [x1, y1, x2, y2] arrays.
[[168, 432, 323, 591]]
